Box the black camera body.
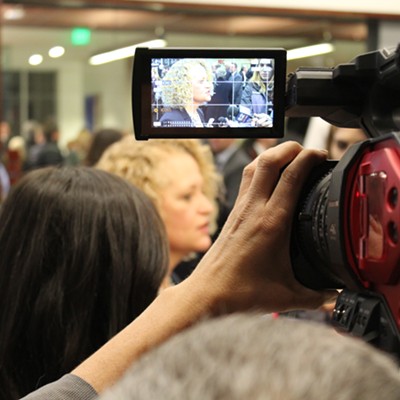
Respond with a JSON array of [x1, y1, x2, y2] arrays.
[[132, 44, 400, 359], [287, 45, 400, 359]]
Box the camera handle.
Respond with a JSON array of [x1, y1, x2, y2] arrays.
[[332, 289, 400, 362]]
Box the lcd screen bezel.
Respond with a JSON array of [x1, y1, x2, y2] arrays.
[[132, 47, 287, 140]]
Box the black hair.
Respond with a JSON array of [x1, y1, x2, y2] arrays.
[[0, 166, 169, 399], [85, 128, 124, 166]]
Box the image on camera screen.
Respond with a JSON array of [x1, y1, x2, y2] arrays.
[[132, 48, 286, 139], [151, 57, 275, 129]]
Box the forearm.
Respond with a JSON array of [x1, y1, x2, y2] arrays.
[[72, 280, 214, 394]]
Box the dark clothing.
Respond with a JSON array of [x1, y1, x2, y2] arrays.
[[21, 374, 97, 400], [228, 72, 243, 105], [214, 145, 252, 237], [35, 143, 64, 168], [204, 78, 231, 122], [159, 108, 206, 128]]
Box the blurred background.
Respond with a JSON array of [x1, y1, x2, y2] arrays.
[[1, 0, 400, 147]]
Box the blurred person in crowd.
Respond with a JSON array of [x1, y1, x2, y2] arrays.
[[207, 138, 252, 236], [0, 167, 168, 399], [96, 137, 220, 287], [241, 137, 279, 160], [23, 120, 46, 169], [100, 313, 400, 400], [327, 126, 368, 159], [240, 64, 248, 88], [241, 58, 274, 127], [34, 121, 65, 168], [65, 129, 92, 166], [246, 58, 259, 80], [84, 128, 125, 166], [228, 62, 243, 105], [0, 161, 10, 203], [0, 121, 11, 158], [203, 65, 231, 123], [158, 59, 214, 127], [6, 135, 28, 184]]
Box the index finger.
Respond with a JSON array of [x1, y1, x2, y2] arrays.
[[235, 141, 303, 206], [246, 141, 305, 203], [267, 147, 327, 219]]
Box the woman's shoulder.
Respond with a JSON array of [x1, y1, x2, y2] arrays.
[[160, 108, 190, 122]]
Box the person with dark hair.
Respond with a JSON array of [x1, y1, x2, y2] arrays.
[[34, 122, 65, 168], [203, 65, 231, 123], [84, 128, 124, 166], [0, 166, 169, 399], [227, 62, 243, 105]]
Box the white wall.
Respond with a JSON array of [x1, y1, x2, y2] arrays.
[[378, 21, 400, 49], [3, 47, 134, 147], [84, 59, 133, 134], [4, 49, 83, 147]]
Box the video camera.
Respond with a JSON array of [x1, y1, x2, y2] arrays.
[[287, 45, 400, 360], [132, 45, 400, 360]]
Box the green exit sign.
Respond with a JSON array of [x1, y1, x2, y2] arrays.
[[71, 27, 91, 46]]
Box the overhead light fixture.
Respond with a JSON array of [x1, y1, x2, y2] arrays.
[[287, 43, 334, 61], [29, 54, 43, 66], [89, 39, 167, 66], [49, 46, 65, 58]]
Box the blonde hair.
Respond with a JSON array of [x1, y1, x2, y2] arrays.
[[96, 136, 221, 232], [250, 65, 274, 97], [161, 59, 213, 107]]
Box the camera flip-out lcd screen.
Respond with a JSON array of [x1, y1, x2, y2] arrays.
[[132, 48, 286, 139]]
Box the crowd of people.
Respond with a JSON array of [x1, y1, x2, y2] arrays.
[[0, 114, 396, 399]]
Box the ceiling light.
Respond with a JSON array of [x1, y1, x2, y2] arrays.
[[3, 6, 25, 20], [287, 43, 334, 61], [29, 54, 43, 66], [49, 46, 65, 58], [89, 39, 167, 66]]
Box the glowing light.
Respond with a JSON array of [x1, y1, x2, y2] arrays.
[[287, 43, 334, 60], [71, 27, 91, 46], [89, 39, 167, 66], [48, 46, 65, 58], [29, 54, 43, 66]]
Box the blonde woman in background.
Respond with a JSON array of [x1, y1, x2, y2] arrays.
[[96, 136, 221, 288], [241, 58, 274, 127]]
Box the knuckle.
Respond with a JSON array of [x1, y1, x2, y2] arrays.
[[280, 165, 302, 186], [242, 162, 256, 178], [256, 153, 280, 173]]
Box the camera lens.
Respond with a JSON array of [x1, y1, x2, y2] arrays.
[[291, 161, 345, 290]]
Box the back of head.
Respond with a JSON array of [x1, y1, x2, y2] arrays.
[[100, 313, 400, 400], [0, 166, 168, 399], [42, 121, 59, 143], [84, 128, 124, 166]]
